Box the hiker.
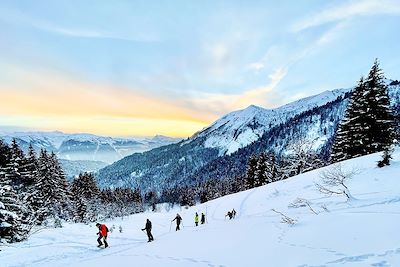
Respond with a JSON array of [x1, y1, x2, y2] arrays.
[[232, 209, 237, 219], [195, 212, 199, 226], [225, 211, 233, 220], [142, 219, 154, 242], [172, 213, 182, 231], [201, 213, 206, 224], [96, 223, 109, 248]]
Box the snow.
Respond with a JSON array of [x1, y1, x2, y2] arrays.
[[1, 222, 12, 228], [2, 150, 400, 267]]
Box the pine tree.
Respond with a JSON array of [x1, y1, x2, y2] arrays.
[[73, 197, 87, 223], [364, 59, 395, 153], [71, 172, 101, 222], [49, 152, 71, 220], [33, 149, 63, 223], [0, 167, 30, 242], [331, 60, 395, 162], [21, 145, 41, 225], [245, 155, 258, 189], [22, 144, 38, 188], [265, 153, 280, 184], [254, 153, 268, 187], [0, 139, 11, 168], [5, 139, 25, 191]]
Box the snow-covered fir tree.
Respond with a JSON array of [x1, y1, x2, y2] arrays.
[[32, 149, 71, 223], [0, 166, 30, 242], [331, 77, 367, 162], [245, 155, 258, 189], [331, 60, 395, 162], [6, 139, 25, 191], [22, 144, 38, 189], [70, 172, 101, 222], [49, 152, 71, 220], [265, 153, 280, 184], [365, 60, 396, 153], [253, 153, 268, 187]]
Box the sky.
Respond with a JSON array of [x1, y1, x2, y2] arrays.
[[0, 0, 399, 138]]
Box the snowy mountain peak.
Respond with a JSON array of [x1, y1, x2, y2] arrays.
[[196, 88, 351, 155], [245, 104, 264, 111]]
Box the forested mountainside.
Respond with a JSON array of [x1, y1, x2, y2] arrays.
[[97, 82, 400, 193]]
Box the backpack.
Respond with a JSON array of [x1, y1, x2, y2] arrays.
[[105, 226, 109, 233]]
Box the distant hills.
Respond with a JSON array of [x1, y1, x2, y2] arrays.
[[0, 131, 181, 178]]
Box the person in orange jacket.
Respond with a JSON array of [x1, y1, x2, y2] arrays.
[[96, 223, 109, 248]]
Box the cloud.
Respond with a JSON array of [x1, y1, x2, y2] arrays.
[[0, 7, 159, 42], [185, 66, 288, 115], [292, 0, 400, 32], [32, 21, 159, 42], [246, 62, 265, 73], [185, 23, 346, 115], [233, 66, 288, 107]]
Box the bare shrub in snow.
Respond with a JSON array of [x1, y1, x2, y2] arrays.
[[316, 163, 359, 201], [282, 138, 326, 177], [288, 198, 318, 215], [320, 204, 329, 213], [377, 146, 394, 168], [271, 209, 297, 225]]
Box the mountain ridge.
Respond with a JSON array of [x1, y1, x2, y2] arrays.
[[0, 131, 181, 164]]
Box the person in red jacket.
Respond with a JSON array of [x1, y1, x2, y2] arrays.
[[96, 223, 109, 248]]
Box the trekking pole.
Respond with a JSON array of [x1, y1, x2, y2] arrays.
[[206, 205, 208, 224], [169, 221, 172, 232]]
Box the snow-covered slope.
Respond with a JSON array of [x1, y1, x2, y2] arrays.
[[197, 88, 349, 155], [2, 150, 399, 267], [0, 131, 181, 164]]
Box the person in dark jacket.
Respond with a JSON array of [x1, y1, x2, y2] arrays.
[[142, 219, 154, 242], [172, 213, 182, 231], [96, 223, 109, 248], [232, 209, 237, 219], [225, 211, 233, 220], [201, 213, 206, 224]]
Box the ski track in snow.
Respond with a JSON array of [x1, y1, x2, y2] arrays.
[[238, 186, 258, 218]]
